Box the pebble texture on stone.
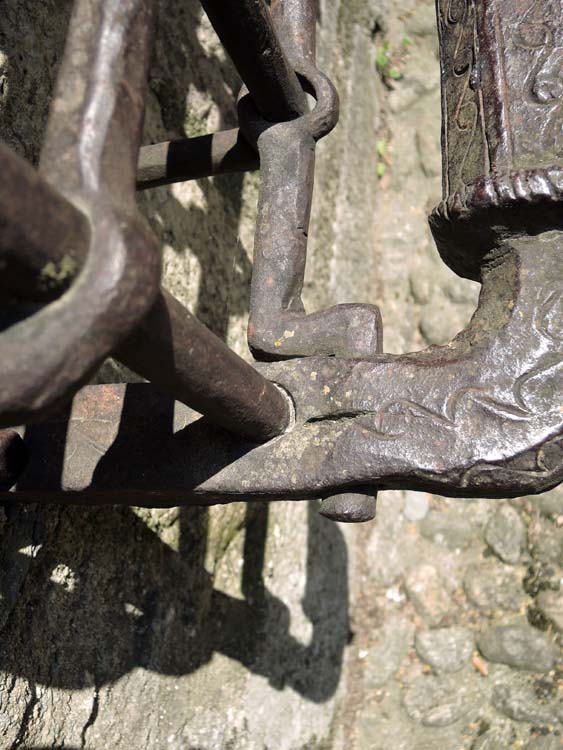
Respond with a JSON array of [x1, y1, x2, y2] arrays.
[[485, 506, 526, 565], [414, 626, 474, 673], [405, 564, 455, 627], [478, 624, 559, 673], [536, 590, 563, 633], [492, 682, 563, 726], [403, 674, 478, 727], [464, 562, 527, 612]]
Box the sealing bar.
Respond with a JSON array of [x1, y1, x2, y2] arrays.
[[137, 129, 259, 190]]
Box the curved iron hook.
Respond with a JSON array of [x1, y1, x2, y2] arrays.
[[238, 19, 382, 363]]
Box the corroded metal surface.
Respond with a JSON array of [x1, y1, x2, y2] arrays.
[[430, 0, 563, 280], [200, 0, 307, 122], [136, 129, 259, 190], [241, 0, 383, 361], [0, 0, 161, 426], [8, 224, 563, 501], [118, 289, 291, 442], [1, 0, 562, 512]]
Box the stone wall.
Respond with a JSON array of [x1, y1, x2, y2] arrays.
[[1, 1, 562, 749]]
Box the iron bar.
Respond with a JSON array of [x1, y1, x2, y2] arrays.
[[244, 0, 378, 522], [0, 188, 290, 441], [270, 0, 316, 62], [117, 290, 290, 442], [241, 0, 382, 363], [0, 146, 90, 303], [199, 0, 307, 122], [137, 129, 259, 190], [2, 0, 562, 515], [0, 0, 162, 428], [0, 0, 290, 442]]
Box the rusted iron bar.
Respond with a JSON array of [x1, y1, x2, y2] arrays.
[[241, 0, 382, 363], [3, 0, 563, 516], [319, 489, 377, 524], [270, 0, 316, 62], [136, 129, 259, 190], [118, 290, 290, 442], [39, 0, 156, 203], [200, 0, 307, 122], [0, 145, 90, 303], [241, 0, 379, 520], [0, 0, 290, 441], [0, 0, 162, 428]]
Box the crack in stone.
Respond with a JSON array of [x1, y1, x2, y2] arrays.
[[80, 683, 100, 750]]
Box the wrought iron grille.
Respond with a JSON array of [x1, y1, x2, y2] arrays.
[[1, 0, 562, 522]]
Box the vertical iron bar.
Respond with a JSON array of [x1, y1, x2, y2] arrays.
[[199, 0, 307, 121], [0, 0, 163, 428], [0, 196, 290, 440], [270, 0, 378, 520]]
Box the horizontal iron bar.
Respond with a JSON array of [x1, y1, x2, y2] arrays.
[[200, 0, 307, 122], [137, 129, 259, 190], [1, 130, 260, 297]]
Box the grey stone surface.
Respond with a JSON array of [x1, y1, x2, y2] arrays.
[[403, 491, 430, 522], [419, 509, 477, 550], [535, 486, 563, 520], [527, 736, 563, 750], [528, 518, 563, 565], [414, 626, 474, 673], [405, 564, 455, 627], [478, 624, 559, 673], [536, 590, 563, 633], [492, 682, 563, 725], [485, 506, 526, 564], [403, 674, 477, 727], [364, 616, 414, 689], [471, 724, 524, 750], [464, 562, 528, 612]]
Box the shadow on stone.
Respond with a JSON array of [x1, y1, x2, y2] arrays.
[[1, 394, 349, 703]]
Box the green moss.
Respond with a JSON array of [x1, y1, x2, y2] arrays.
[[39, 254, 78, 287], [206, 504, 247, 575], [184, 110, 208, 139]]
